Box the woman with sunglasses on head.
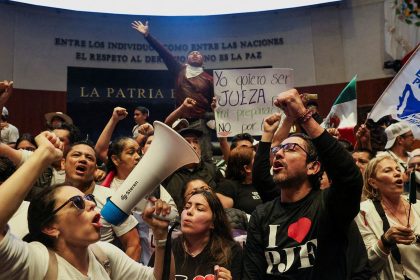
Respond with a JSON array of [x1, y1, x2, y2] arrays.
[[215, 146, 262, 215], [0, 131, 174, 279], [355, 154, 420, 280], [151, 186, 242, 280]]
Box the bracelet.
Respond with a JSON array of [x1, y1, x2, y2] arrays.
[[380, 234, 394, 248], [297, 109, 314, 124], [154, 239, 167, 248]]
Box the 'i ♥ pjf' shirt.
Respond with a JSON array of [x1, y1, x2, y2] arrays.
[[243, 131, 364, 280], [246, 190, 322, 279]]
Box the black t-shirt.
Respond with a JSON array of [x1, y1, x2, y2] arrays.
[[171, 237, 243, 280], [243, 131, 364, 280], [216, 179, 262, 214], [245, 191, 322, 279]]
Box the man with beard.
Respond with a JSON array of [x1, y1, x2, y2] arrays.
[[243, 89, 363, 279]]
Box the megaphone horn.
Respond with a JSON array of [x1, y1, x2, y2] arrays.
[[101, 121, 200, 225]]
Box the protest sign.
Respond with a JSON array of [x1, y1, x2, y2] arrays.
[[213, 68, 293, 137]]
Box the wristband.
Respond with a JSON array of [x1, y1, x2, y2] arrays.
[[154, 239, 167, 248], [381, 234, 394, 248], [297, 109, 314, 124]]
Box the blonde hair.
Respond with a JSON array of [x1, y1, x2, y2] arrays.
[[362, 154, 397, 200]]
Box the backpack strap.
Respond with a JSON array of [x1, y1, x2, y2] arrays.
[[90, 244, 112, 277], [44, 249, 58, 280], [372, 199, 411, 280], [45, 244, 111, 280]]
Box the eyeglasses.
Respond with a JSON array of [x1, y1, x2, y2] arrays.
[[42, 194, 96, 225], [271, 143, 310, 157]]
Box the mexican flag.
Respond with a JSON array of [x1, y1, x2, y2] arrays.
[[322, 76, 357, 144]]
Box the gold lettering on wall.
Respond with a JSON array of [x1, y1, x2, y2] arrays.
[[78, 87, 175, 99]]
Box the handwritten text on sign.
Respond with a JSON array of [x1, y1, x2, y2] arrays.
[[214, 68, 293, 137]]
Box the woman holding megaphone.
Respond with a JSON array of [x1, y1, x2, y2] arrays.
[[0, 131, 175, 280]]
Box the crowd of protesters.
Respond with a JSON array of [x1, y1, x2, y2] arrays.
[[0, 21, 419, 280]]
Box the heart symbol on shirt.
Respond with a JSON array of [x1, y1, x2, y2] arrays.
[[193, 275, 215, 280], [287, 217, 312, 243]]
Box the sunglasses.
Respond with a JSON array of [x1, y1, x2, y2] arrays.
[[42, 194, 96, 225], [271, 143, 309, 157], [184, 186, 212, 200]]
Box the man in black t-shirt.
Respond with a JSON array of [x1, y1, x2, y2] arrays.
[[242, 89, 363, 279]]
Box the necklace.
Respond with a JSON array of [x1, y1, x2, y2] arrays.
[[382, 199, 408, 226], [183, 240, 207, 258]]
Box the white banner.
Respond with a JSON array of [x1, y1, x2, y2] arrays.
[[213, 68, 293, 137], [369, 46, 420, 138]]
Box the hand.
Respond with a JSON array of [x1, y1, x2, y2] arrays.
[[0, 80, 13, 105], [0, 80, 13, 92], [131, 20, 149, 36], [94, 169, 107, 182], [263, 113, 282, 134], [384, 226, 416, 246], [138, 123, 154, 135], [211, 97, 217, 112], [214, 265, 232, 280], [35, 131, 63, 163], [142, 197, 171, 240], [274, 89, 307, 120], [112, 107, 128, 121], [326, 128, 341, 139], [181, 97, 198, 111], [356, 124, 370, 144], [181, 97, 206, 116]]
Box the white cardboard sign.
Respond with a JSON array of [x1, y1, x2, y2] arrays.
[[213, 68, 293, 137]]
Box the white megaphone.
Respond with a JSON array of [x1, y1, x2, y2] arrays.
[[101, 121, 200, 225]]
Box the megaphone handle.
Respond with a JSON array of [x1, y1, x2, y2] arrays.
[[146, 200, 178, 222]]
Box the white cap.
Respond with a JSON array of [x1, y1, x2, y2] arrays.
[[384, 122, 412, 149], [2, 107, 8, 117]]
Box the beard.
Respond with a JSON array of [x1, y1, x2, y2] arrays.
[[273, 170, 307, 189]]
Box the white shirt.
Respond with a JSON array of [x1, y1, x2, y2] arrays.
[[0, 227, 155, 280], [8, 201, 30, 239], [1, 123, 19, 144]]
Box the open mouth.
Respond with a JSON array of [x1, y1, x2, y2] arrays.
[[395, 179, 404, 186], [75, 165, 87, 175], [92, 213, 103, 228], [272, 161, 286, 172]]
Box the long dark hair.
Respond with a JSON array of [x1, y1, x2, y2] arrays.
[[23, 183, 69, 248], [15, 133, 37, 150], [225, 146, 254, 182], [182, 189, 234, 267]]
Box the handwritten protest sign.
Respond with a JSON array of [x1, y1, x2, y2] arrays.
[[213, 68, 293, 137]]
